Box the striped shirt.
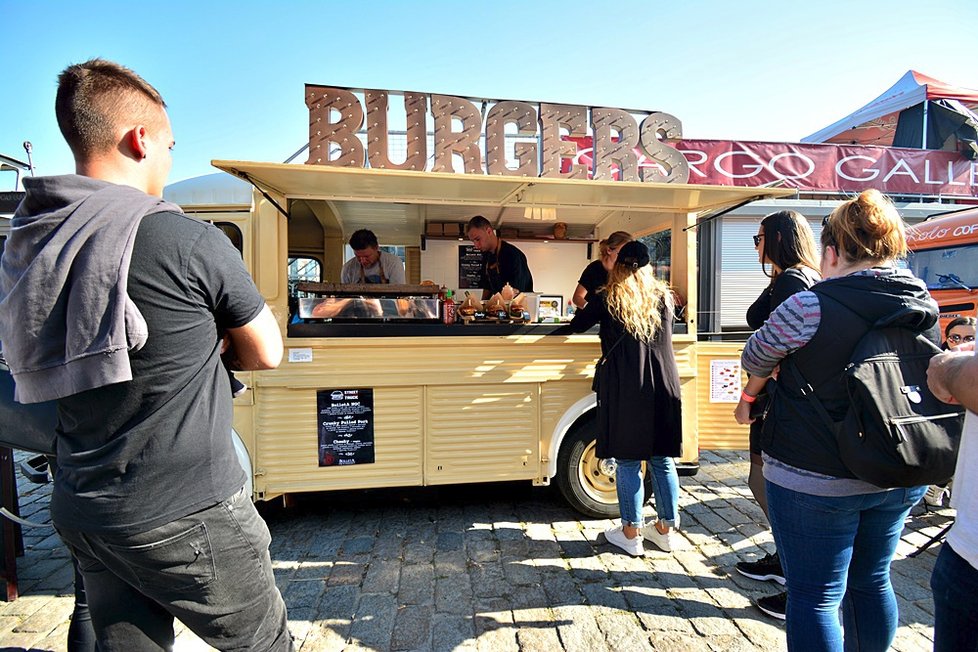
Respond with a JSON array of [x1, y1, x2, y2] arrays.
[[742, 268, 902, 496]]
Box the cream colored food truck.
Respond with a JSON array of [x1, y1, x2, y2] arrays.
[[177, 87, 792, 517]]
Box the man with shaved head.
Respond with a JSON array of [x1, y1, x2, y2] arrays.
[[0, 59, 292, 650]]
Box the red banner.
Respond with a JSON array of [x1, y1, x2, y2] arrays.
[[566, 138, 978, 197]]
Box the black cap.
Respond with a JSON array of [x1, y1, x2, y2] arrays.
[[616, 240, 650, 269]]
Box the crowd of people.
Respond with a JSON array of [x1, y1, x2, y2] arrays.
[[0, 57, 974, 652]]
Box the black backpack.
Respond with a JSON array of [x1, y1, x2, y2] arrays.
[[788, 309, 964, 488]]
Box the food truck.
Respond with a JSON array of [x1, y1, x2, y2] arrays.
[[906, 206, 978, 330], [178, 86, 796, 517]]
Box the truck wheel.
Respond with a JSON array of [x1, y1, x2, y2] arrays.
[[556, 420, 653, 519]]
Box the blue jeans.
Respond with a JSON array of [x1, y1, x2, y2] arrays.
[[616, 457, 680, 529], [56, 487, 293, 652], [931, 543, 978, 652], [766, 481, 925, 652]]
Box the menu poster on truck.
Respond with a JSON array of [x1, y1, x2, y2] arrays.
[[317, 389, 375, 466], [458, 245, 483, 289], [710, 360, 742, 403]]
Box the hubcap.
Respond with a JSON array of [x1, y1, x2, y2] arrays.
[[577, 441, 617, 505]]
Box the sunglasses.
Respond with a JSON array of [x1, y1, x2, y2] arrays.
[[947, 334, 976, 344], [752, 234, 763, 247]]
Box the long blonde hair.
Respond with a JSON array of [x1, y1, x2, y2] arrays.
[[604, 264, 672, 343]]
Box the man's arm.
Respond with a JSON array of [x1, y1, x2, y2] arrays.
[[927, 346, 978, 412], [225, 305, 283, 370]]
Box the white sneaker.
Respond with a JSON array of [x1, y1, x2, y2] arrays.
[[603, 525, 644, 557], [924, 485, 949, 507], [642, 522, 676, 552]]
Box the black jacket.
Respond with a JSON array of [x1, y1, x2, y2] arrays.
[[762, 269, 939, 476], [565, 294, 682, 460]]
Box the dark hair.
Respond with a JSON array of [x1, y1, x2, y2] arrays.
[[56, 58, 167, 159], [348, 229, 379, 250], [466, 215, 492, 231], [945, 316, 977, 339], [821, 189, 907, 264], [759, 210, 820, 280]]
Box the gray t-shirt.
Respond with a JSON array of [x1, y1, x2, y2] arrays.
[[51, 211, 264, 535]]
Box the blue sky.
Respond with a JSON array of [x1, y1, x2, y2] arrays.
[[2, 0, 977, 184]]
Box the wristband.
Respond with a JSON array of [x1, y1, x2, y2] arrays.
[[740, 390, 757, 404]]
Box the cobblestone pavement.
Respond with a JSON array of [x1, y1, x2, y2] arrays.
[[0, 449, 951, 651]]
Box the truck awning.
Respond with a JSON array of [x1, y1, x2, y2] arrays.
[[211, 160, 795, 241]]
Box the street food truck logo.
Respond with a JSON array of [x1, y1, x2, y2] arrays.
[[305, 86, 690, 183]]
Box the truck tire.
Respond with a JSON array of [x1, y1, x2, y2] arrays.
[[555, 417, 653, 519]]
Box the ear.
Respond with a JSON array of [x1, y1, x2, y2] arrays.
[[128, 125, 149, 160]]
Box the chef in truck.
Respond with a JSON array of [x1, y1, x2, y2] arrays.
[[466, 215, 534, 299], [340, 228, 406, 284]]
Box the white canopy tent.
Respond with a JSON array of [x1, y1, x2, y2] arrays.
[[802, 70, 978, 150]]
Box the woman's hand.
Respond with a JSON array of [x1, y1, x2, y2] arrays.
[[734, 398, 754, 425]]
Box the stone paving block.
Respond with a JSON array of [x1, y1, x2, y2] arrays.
[[361, 558, 399, 594], [431, 613, 477, 651], [501, 555, 540, 586], [593, 609, 654, 651], [651, 630, 714, 651], [397, 563, 434, 605], [391, 604, 432, 650], [12, 597, 72, 633], [285, 578, 327, 609], [474, 605, 518, 652], [435, 575, 474, 614], [517, 625, 563, 652], [553, 604, 612, 652], [349, 592, 396, 649], [327, 561, 366, 587]]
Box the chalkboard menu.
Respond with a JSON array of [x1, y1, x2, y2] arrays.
[[317, 388, 375, 466], [458, 245, 483, 289]]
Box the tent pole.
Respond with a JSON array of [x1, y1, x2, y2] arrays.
[[922, 101, 929, 148]]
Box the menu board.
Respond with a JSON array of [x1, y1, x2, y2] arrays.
[[317, 388, 375, 466], [458, 245, 483, 289]]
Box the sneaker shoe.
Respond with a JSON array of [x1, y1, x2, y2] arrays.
[[736, 551, 786, 585], [923, 485, 949, 508], [641, 522, 676, 552], [755, 590, 787, 620], [603, 525, 644, 557]]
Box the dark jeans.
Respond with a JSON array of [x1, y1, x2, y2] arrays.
[[767, 481, 925, 652], [57, 487, 292, 652], [931, 543, 978, 652]]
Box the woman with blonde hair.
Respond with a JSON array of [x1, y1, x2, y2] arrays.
[[565, 240, 683, 556], [737, 189, 935, 650]]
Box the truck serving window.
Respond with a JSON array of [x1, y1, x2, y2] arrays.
[[907, 244, 978, 290]]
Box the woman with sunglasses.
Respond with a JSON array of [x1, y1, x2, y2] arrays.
[[738, 189, 935, 651], [943, 316, 976, 350], [734, 210, 820, 619]]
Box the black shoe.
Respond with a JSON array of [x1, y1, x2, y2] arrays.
[[736, 551, 786, 585], [755, 591, 787, 620]]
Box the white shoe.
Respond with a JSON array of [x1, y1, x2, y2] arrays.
[[603, 525, 644, 557], [924, 485, 949, 507], [642, 522, 676, 552]]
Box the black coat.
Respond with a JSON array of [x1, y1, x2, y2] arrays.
[[566, 294, 683, 460]]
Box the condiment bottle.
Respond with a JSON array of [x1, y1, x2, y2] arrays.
[[442, 290, 456, 325]]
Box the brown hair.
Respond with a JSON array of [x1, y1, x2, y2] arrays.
[[56, 58, 167, 159], [821, 189, 907, 264], [759, 210, 820, 281], [605, 231, 632, 250]]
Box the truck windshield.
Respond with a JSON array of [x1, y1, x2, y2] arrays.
[[907, 244, 978, 290]]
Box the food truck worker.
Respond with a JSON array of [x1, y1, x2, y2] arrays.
[[466, 215, 534, 299], [340, 229, 406, 284]]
